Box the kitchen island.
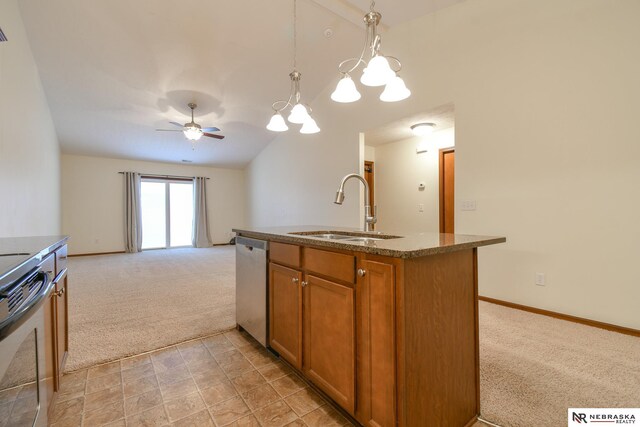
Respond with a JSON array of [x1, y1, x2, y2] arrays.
[[233, 226, 505, 427]]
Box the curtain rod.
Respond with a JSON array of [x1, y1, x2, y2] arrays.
[[118, 172, 209, 180]]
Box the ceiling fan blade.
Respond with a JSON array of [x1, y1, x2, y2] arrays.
[[202, 127, 220, 132], [203, 133, 225, 140], [156, 129, 183, 132], [169, 121, 184, 128]]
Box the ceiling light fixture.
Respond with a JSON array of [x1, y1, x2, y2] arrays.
[[411, 122, 436, 136], [182, 104, 204, 141], [331, 1, 410, 104], [266, 0, 320, 134]]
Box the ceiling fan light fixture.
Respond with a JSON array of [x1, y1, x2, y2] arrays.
[[410, 122, 436, 136], [183, 126, 203, 141], [300, 116, 320, 134], [331, 75, 361, 103], [267, 112, 289, 132], [380, 74, 411, 102]]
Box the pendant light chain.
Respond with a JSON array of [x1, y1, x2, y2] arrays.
[[293, 0, 297, 71], [370, 0, 375, 12]]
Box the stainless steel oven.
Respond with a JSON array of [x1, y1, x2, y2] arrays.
[[0, 254, 55, 427]]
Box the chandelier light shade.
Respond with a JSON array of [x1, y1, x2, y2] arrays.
[[332, 1, 410, 103], [360, 55, 395, 87], [266, 0, 320, 134], [300, 116, 321, 134], [331, 75, 361, 103], [267, 113, 289, 132], [380, 74, 411, 102], [287, 102, 311, 124]]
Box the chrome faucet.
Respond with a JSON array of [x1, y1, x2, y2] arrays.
[[334, 173, 377, 232]]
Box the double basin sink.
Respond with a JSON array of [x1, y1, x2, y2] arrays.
[[289, 230, 402, 244]]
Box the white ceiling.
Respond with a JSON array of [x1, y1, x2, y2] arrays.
[[19, 0, 464, 168], [364, 103, 455, 146]]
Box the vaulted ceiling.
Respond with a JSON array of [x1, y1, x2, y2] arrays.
[[19, 0, 464, 167]]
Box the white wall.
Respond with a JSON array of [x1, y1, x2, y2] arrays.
[[364, 146, 376, 162], [245, 111, 364, 229], [0, 0, 60, 237], [371, 128, 455, 234], [246, 0, 640, 329], [62, 155, 245, 254]]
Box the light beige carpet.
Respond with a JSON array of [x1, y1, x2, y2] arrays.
[[479, 301, 640, 426], [65, 246, 236, 372]]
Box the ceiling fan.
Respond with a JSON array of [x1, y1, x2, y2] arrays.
[[156, 103, 225, 141]]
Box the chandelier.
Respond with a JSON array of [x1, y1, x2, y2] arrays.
[[266, 0, 320, 134], [331, 1, 411, 103]]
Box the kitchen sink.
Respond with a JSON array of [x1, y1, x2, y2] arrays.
[[307, 234, 354, 240], [342, 237, 385, 242], [289, 230, 402, 241]]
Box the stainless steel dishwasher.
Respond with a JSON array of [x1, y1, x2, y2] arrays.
[[235, 236, 268, 347]]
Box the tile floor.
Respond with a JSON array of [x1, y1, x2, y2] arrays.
[[47, 329, 355, 427]]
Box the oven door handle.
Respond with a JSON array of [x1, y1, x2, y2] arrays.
[[0, 271, 55, 341]]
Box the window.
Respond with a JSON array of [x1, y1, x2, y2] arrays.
[[140, 179, 194, 249]]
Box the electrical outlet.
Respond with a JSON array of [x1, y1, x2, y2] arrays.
[[418, 204, 424, 212], [535, 273, 546, 286]]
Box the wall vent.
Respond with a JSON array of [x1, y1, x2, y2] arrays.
[[0, 27, 7, 42]]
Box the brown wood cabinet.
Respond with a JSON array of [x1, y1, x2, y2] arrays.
[[269, 263, 303, 369], [303, 274, 355, 414], [356, 258, 397, 427], [266, 239, 480, 427]]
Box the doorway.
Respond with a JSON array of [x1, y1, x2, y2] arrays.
[[439, 149, 455, 233], [364, 161, 375, 230], [140, 179, 194, 249]]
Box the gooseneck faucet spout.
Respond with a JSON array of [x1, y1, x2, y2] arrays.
[[334, 173, 377, 232]]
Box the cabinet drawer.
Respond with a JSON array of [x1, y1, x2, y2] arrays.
[[270, 242, 301, 268], [55, 244, 68, 274], [303, 247, 355, 283]]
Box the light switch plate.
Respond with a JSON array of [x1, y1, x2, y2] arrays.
[[460, 200, 477, 211], [535, 273, 546, 286]]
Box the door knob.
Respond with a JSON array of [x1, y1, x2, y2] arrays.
[[291, 278, 299, 284], [301, 281, 308, 287], [357, 269, 366, 277]]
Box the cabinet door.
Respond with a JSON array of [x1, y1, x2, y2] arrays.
[[55, 271, 69, 385], [303, 275, 355, 414], [269, 263, 303, 369], [357, 260, 396, 427]]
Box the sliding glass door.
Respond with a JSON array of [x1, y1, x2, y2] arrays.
[[141, 179, 194, 249]]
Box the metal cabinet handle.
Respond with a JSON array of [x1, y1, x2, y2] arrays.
[[291, 278, 299, 284], [301, 281, 308, 287], [55, 288, 65, 297], [357, 269, 366, 277]]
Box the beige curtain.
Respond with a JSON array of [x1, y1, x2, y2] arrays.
[[124, 172, 142, 253], [192, 177, 213, 248]]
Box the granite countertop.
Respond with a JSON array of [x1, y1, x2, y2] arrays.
[[0, 235, 69, 292], [232, 226, 505, 259]]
